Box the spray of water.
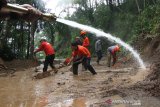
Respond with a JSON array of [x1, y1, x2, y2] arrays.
[[56, 18, 146, 69]]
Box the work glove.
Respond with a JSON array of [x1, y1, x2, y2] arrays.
[[67, 62, 71, 66]]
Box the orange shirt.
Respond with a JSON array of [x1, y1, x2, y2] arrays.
[[72, 45, 91, 58], [35, 41, 55, 55], [108, 45, 120, 54], [82, 37, 90, 48], [113, 45, 120, 53]]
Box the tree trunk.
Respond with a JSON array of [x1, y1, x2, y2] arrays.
[[49, 23, 55, 44], [27, 23, 31, 59], [106, 0, 109, 5], [117, 0, 120, 5], [19, 21, 24, 58], [95, 0, 98, 8], [2, 20, 9, 45], [152, 0, 156, 4], [13, 26, 16, 55], [109, 0, 113, 11], [135, 0, 141, 13], [87, 8, 95, 24], [30, 22, 37, 58]]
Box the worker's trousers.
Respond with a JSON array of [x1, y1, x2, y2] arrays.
[[107, 52, 117, 67], [43, 54, 55, 72], [72, 57, 97, 75], [96, 50, 102, 64]]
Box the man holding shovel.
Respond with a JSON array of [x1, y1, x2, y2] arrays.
[[107, 44, 120, 67], [34, 38, 58, 74], [68, 42, 97, 75]]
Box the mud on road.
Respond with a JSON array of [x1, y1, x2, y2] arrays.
[[0, 58, 160, 107]]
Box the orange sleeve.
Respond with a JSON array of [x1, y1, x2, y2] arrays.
[[35, 43, 44, 53], [83, 37, 90, 47], [72, 51, 76, 57]]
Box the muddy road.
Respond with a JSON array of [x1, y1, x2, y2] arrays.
[[0, 59, 160, 107]]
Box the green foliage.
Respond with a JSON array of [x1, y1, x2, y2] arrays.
[[1, 0, 160, 60], [133, 3, 160, 37], [0, 45, 15, 61], [56, 46, 72, 58], [93, 3, 111, 30], [69, 0, 160, 51], [0, 0, 46, 60]]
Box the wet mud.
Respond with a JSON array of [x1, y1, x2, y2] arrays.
[[0, 58, 160, 107]]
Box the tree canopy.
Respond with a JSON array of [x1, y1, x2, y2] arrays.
[[0, 0, 159, 60]]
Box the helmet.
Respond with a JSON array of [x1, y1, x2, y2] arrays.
[[75, 36, 80, 39], [40, 37, 47, 42], [80, 30, 86, 36]]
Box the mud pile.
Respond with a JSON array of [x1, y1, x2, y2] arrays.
[[4, 59, 37, 71], [140, 61, 160, 97], [132, 35, 160, 98]]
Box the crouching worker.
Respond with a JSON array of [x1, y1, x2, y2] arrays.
[[68, 42, 97, 75], [107, 44, 120, 67], [34, 38, 58, 74]]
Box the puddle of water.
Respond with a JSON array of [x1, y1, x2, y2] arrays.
[[45, 97, 87, 107], [105, 95, 125, 107], [130, 68, 150, 84], [71, 98, 86, 107], [0, 64, 155, 107]]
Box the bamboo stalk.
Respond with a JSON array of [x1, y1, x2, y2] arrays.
[[2, 3, 28, 13]]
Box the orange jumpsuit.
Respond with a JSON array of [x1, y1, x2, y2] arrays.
[[35, 41, 55, 72], [72, 45, 96, 75], [82, 37, 90, 48]]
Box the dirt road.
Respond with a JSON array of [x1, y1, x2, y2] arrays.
[[0, 58, 160, 107]]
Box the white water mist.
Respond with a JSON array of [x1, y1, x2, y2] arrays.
[[57, 18, 146, 69]]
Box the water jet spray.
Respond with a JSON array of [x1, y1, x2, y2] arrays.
[[56, 18, 146, 69], [2, 3, 146, 69]]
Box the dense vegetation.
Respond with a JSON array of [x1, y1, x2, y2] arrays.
[[0, 0, 159, 60]]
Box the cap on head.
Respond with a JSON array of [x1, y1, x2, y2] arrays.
[[80, 30, 86, 36], [75, 36, 80, 39], [40, 37, 47, 42]]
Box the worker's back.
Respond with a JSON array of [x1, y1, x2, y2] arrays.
[[108, 45, 120, 54]]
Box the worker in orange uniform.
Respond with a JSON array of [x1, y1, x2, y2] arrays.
[[80, 31, 90, 70], [107, 44, 120, 67], [34, 38, 58, 73], [80, 30, 90, 49], [68, 42, 97, 75], [75, 36, 83, 46]]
